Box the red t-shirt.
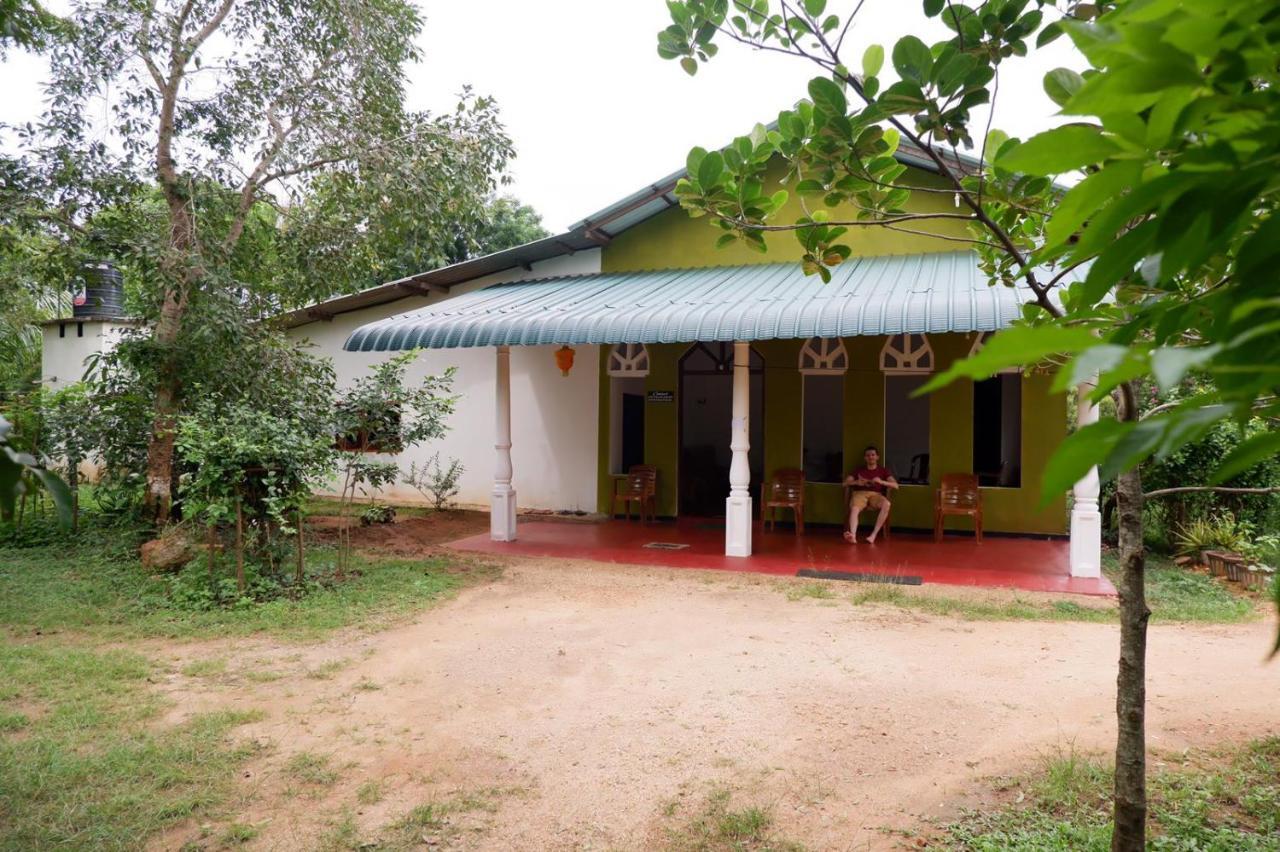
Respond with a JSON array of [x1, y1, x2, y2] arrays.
[[851, 466, 893, 494]]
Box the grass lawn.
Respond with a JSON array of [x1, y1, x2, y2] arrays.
[[942, 737, 1280, 850], [0, 515, 494, 849], [0, 518, 491, 643], [785, 552, 1262, 624]]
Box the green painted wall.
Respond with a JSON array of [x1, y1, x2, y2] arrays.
[[596, 334, 1067, 535], [602, 163, 967, 274]]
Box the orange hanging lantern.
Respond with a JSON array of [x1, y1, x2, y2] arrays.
[[554, 345, 576, 376]]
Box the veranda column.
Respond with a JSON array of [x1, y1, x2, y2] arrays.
[[491, 345, 517, 542], [1069, 378, 1102, 577], [725, 340, 753, 557]]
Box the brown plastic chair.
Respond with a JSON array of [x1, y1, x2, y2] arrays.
[[843, 483, 892, 541], [613, 464, 658, 523], [935, 473, 983, 542], [764, 468, 805, 534]]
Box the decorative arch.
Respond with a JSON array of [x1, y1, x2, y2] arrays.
[[798, 337, 849, 375], [607, 343, 650, 377], [880, 333, 934, 374], [968, 331, 1021, 374]]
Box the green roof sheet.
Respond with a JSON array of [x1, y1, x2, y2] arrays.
[[343, 252, 1075, 352]]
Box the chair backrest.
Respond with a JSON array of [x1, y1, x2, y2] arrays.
[[769, 467, 805, 503], [626, 464, 658, 497], [938, 473, 981, 510]]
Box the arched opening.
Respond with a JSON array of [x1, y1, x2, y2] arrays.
[[677, 342, 764, 517]]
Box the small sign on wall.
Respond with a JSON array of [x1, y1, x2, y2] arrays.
[[646, 390, 674, 404]]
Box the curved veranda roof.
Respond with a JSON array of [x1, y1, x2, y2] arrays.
[[343, 252, 1074, 352]]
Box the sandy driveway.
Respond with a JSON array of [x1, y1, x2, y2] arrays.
[[155, 558, 1280, 851]]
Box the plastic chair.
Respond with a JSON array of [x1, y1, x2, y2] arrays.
[[763, 468, 805, 534], [613, 464, 658, 523], [935, 473, 983, 542]]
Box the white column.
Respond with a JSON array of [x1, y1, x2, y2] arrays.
[[491, 345, 517, 542], [1070, 378, 1102, 577], [725, 340, 753, 557]]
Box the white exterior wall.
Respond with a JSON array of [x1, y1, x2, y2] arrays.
[[41, 320, 137, 388], [287, 250, 603, 511]]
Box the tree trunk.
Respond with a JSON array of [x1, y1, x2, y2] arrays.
[[142, 279, 188, 522], [1112, 382, 1148, 852]]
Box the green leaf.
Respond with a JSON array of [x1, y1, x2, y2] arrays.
[[807, 76, 847, 116], [680, 56, 698, 76], [803, 0, 826, 17], [1214, 431, 1280, 483], [1051, 344, 1129, 394], [1043, 159, 1142, 250], [862, 44, 884, 78], [1043, 68, 1084, 107], [1149, 345, 1222, 392], [918, 325, 1099, 394], [30, 467, 73, 527], [923, 0, 944, 15], [1040, 419, 1133, 505], [997, 125, 1122, 175], [697, 150, 724, 188], [891, 35, 932, 85]]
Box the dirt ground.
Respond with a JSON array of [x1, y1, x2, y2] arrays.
[[152, 550, 1280, 851]]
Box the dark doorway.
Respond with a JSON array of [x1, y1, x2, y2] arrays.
[[678, 342, 764, 517], [621, 391, 645, 472]]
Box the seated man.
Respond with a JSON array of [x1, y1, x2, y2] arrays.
[[843, 445, 898, 544]]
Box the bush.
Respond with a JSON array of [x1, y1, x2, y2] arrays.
[[404, 453, 465, 511]]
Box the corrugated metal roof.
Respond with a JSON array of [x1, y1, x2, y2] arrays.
[[343, 253, 1076, 351]]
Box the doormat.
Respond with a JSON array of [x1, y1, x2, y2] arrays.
[[643, 542, 691, 550], [796, 568, 923, 585]]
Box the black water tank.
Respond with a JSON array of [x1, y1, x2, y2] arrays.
[[73, 262, 126, 319]]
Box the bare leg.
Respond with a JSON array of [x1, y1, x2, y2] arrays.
[[844, 508, 859, 543], [867, 502, 891, 544]]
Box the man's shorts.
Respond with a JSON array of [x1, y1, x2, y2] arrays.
[[850, 491, 889, 513]]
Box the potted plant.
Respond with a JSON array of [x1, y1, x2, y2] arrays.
[[1238, 534, 1280, 592], [1177, 512, 1247, 576]]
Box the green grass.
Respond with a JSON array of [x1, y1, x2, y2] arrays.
[[663, 786, 805, 851], [943, 738, 1280, 850], [0, 519, 485, 642], [0, 642, 263, 850], [284, 751, 339, 786], [789, 553, 1257, 624]]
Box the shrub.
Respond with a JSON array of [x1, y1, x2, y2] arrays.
[[404, 453, 465, 511]]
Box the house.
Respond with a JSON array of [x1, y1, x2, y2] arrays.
[[280, 139, 1104, 580]]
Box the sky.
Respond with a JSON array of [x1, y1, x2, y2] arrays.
[[0, 0, 1081, 232]]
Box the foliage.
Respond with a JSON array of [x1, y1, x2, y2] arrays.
[[0, 0, 67, 53], [333, 352, 458, 571], [1173, 513, 1248, 559], [360, 503, 396, 526], [0, 413, 70, 526], [404, 453, 465, 511], [943, 738, 1280, 850], [176, 398, 335, 529], [3, 0, 514, 515], [450, 194, 552, 263]]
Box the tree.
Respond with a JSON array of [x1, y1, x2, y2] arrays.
[[654, 1, 1278, 848], [332, 353, 457, 574], [23, 0, 512, 520], [452, 195, 552, 262], [0, 0, 66, 53]]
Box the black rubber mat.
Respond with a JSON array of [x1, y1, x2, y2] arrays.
[[796, 568, 923, 585]]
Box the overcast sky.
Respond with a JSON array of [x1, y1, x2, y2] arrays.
[[0, 0, 1080, 232]]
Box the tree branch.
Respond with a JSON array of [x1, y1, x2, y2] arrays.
[[1144, 486, 1280, 499]]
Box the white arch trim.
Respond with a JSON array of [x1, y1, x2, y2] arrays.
[[798, 336, 849, 375], [607, 343, 650, 377], [880, 333, 934, 374]]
